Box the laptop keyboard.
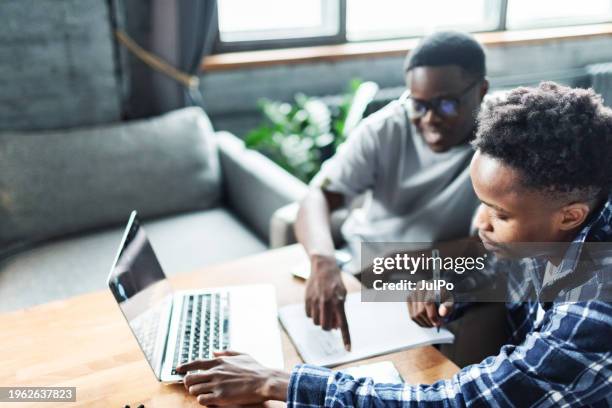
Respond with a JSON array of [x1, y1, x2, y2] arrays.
[[171, 293, 230, 375]]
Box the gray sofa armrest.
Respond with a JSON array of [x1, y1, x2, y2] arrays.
[[270, 202, 300, 249], [216, 131, 307, 243]]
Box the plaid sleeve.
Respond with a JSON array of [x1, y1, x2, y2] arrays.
[[287, 301, 612, 407], [286, 365, 330, 407], [287, 364, 468, 408]]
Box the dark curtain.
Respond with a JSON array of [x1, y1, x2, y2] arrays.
[[121, 0, 218, 118], [179, 0, 218, 107]]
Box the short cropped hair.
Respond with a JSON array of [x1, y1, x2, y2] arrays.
[[404, 31, 486, 78], [473, 82, 612, 201]]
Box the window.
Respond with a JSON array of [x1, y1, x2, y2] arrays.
[[216, 0, 342, 51], [346, 0, 500, 41], [506, 0, 612, 29], [214, 0, 612, 52]]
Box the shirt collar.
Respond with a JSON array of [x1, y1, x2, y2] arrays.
[[540, 193, 612, 291]]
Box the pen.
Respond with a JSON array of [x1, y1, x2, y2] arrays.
[[432, 249, 441, 333]]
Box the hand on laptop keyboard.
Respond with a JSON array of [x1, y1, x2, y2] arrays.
[[171, 293, 230, 376], [176, 351, 290, 405]]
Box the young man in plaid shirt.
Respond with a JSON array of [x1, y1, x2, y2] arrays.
[[177, 82, 612, 407]]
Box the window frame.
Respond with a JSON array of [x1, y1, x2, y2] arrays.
[[212, 0, 612, 53], [214, 0, 347, 53]]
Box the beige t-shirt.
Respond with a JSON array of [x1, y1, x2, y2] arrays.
[[311, 101, 480, 264]]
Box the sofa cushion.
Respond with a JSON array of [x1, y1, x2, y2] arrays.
[[0, 209, 265, 312], [0, 107, 222, 257]]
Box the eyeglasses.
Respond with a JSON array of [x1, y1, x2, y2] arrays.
[[400, 78, 482, 119]]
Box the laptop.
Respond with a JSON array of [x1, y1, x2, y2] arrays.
[[107, 211, 284, 383]]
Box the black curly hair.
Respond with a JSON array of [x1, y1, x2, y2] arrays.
[[473, 82, 612, 202]]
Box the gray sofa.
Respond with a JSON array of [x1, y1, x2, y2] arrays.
[[0, 107, 306, 312]]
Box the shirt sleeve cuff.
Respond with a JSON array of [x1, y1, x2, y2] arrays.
[[309, 168, 360, 198], [287, 364, 333, 408]]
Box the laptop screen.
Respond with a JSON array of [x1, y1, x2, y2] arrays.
[[107, 212, 173, 378]]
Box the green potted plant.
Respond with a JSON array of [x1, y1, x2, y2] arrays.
[[245, 79, 379, 183]]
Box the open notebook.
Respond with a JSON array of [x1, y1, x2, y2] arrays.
[[279, 292, 454, 367]]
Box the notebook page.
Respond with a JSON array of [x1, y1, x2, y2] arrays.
[[279, 292, 454, 367]]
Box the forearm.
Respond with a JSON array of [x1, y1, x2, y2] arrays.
[[262, 369, 291, 401], [295, 188, 339, 259]]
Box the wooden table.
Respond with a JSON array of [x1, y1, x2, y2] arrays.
[[0, 245, 459, 407]]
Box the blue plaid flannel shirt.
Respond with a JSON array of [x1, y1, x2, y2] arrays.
[[287, 197, 612, 407]]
